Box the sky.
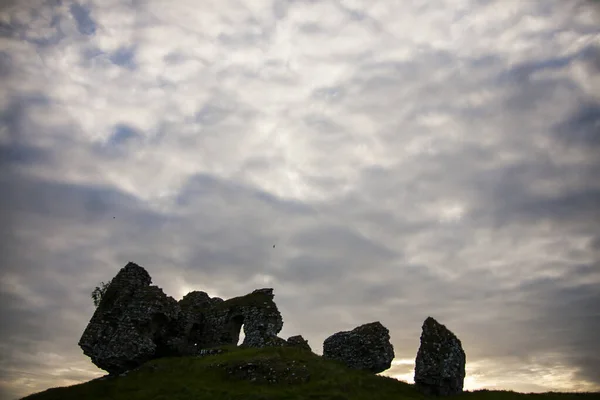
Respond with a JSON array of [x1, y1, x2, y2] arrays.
[[0, 0, 599, 398]]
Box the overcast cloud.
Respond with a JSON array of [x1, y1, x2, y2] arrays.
[[1, 0, 600, 399]]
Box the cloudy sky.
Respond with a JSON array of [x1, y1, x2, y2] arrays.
[[1, 0, 600, 398]]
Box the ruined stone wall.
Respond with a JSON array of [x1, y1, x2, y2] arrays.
[[79, 262, 286, 375], [80, 262, 467, 395]]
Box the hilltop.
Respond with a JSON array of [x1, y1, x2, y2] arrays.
[[20, 262, 600, 399], [20, 345, 600, 400], [76, 262, 466, 395]]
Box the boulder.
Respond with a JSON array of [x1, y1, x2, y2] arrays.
[[78, 262, 180, 375], [322, 321, 394, 373], [286, 335, 312, 352], [414, 317, 466, 396]]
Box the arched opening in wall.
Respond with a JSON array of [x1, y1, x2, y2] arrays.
[[149, 313, 169, 334], [151, 313, 175, 358], [189, 322, 204, 349], [229, 315, 245, 346], [238, 324, 246, 346]]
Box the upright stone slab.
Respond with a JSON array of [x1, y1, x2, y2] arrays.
[[78, 262, 180, 375], [323, 321, 394, 373], [414, 317, 466, 396]]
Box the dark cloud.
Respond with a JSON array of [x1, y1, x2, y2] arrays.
[[109, 46, 137, 69], [579, 44, 600, 72], [554, 103, 600, 148], [0, 166, 170, 237], [0, 51, 11, 78], [1, 0, 600, 398], [175, 173, 314, 216], [0, 143, 51, 168], [0, 20, 13, 39], [515, 188, 600, 225], [287, 224, 397, 267], [107, 123, 141, 147], [195, 104, 233, 126], [511, 265, 600, 384], [90, 124, 144, 159], [0, 168, 175, 377], [0, 1, 65, 47], [498, 55, 575, 83], [467, 165, 600, 228], [81, 46, 104, 61], [588, 236, 600, 251], [69, 3, 96, 36], [0, 94, 51, 140]]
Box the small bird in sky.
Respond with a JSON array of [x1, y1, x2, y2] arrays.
[[273, 244, 275, 248]]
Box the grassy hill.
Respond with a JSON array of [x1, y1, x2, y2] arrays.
[[21, 346, 600, 400]]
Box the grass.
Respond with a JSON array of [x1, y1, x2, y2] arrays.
[[21, 346, 600, 400], [454, 391, 600, 400]]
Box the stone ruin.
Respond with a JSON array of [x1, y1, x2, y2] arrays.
[[414, 316, 466, 396], [80, 262, 466, 396], [79, 262, 301, 375], [323, 321, 395, 373]]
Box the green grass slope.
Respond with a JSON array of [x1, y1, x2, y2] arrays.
[[21, 346, 600, 400]]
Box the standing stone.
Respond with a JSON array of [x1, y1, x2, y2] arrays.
[[414, 317, 466, 396], [78, 262, 180, 375], [323, 321, 394, 373]]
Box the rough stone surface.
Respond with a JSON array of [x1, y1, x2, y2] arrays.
[[322, 321, 394, 373], [78, 262, 180, 375], [262, 335, 288, 347], [79, 262, 285, 375], [414, 317, 466, 396], [199, 287, 284, 349], [286, 335, 312, 352]]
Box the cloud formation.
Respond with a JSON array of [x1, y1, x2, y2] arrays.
[[1, 0, 599, 399]]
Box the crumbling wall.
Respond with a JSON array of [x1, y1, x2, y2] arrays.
[[79, 262, 285, 375]]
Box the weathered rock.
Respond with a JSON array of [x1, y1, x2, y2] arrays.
[[200, 287, 284, 349], [78, 262, 180, 375], [79, 263, 285, 375], [414, 317, 466, 396], [167, 288, 283, 353], [160, 290, 214, 356], [322, 321, 394, 373], [286, 335, 312, 352], [264, 335, 289, 347]]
